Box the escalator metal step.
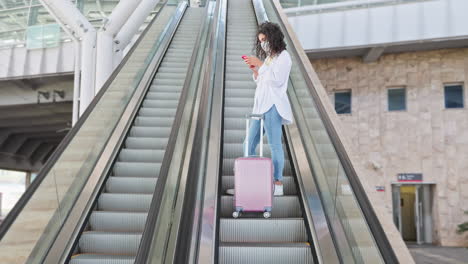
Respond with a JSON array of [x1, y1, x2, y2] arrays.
[[89, 212, 147, 232], [224, 88, 255, 98], [149, 83, 184, 91], [157, 66, 187, 73], [223, 107, 253, 118], [106, 177, 157, 194], [224, 97, 253, 108], [219, 243, 313, 264], [142, 99, 180, 109], [219, 218, 307, 242], [220, 196, 302, 218], [154, 72, 187, 79], [78, 232, 141, 255], [133, 116, 174, 127], [124, 137, 168, 149], [128, 126, 172, 137], [138, 107, 177, 117], [151, 78, 185, 86], [145, 91, 181, 100], [112, 161, 161, 177], [160, 61, 188, 69], [224, 79, 256, 90], [98, 193, 152, 212], [118, 149, 165, 163], [70, 255, 134, 264]]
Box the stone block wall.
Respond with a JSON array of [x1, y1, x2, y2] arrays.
[[311, 48, 468, 247]]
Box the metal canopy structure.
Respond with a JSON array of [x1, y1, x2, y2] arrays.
[[0, 1, 167, 171], [282, 0, 468, 62], [0, 100, 72, 171]]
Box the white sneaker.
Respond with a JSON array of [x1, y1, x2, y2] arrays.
[[274, 184, 284, 196], [226, 189, 235, 195]]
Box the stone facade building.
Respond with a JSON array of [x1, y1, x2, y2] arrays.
[[311, 47, 468, 247]]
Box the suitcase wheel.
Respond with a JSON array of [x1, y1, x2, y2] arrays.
[[233, 211, 240, 218], [263, 211, 271, 218]]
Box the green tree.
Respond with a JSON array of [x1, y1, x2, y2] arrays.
[[457, 211, 468, 234]]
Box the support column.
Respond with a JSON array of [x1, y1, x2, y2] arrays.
[[39, 0, 97, 116], [95, 0, 142, 92], [25, 171, 32, 188], [79, 30, 97, 116], [72, 41, 81, 125], [95, 32, 113, 94]]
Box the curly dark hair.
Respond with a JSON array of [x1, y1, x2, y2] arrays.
[[254, 21, 287, 60]]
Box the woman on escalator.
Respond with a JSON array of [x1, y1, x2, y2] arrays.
[[243, 21, 293, 196]]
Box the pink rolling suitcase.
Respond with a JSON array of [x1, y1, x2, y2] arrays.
[[233, 114, 273, 219]]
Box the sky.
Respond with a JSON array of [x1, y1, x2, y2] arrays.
[[0, 170, 26, 217]]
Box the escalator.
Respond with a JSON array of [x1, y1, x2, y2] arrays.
[[177, 0, 405, 263], [218, 0, 313, 262], [0, 2, 213, 263], [0, 0, 409, 263], [69, 8, 204, 264]]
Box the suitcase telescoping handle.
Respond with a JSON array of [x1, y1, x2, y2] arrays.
[[244, 114, 264, 157]]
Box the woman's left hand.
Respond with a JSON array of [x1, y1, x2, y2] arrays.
[[245, 56, 263, 67]]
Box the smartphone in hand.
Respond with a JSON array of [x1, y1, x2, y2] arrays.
[[242, 55, 256, 69]]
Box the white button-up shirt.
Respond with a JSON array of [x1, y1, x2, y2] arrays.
[[252, 50, 293, 125]]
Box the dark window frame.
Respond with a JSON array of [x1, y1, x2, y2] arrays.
[[334, 90, 352, 114], [387, 87, 407, 112], [444, 83, 464, 109]]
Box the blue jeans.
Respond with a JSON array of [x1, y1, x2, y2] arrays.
[[243, 105, 284, 182]]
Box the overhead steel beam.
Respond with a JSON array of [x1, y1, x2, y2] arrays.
[[31, 143, 55, 165], [16, 139, 43, 160], [0, 124, 68, 146], [0, 119, 69, 129], [2, 137, 29, 155], [0, 156, 37, 171], [0, 102, 72, 118], [1, 131, 66, 154], [17, 138, 61, 160], [10, 79, 40, 91], [0, 131, 8, 147], [2, 124, 69, 134], [114, 0, 161, 52], [40, 144, 57, 164], [0, 113, 70, 127], [362, 46, 386, 63]]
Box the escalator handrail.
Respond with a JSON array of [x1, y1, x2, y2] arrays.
[[0, 0, 170, 241], [134, 3, 214, 263], [261, 0, 399, 263]]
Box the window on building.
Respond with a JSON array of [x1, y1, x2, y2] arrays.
[[388, 87, 406, 111], [444, 84, 464, 109], [335, 90, 351, 114]]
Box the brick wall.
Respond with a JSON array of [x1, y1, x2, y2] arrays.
[[311, 48, 468, 247]]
